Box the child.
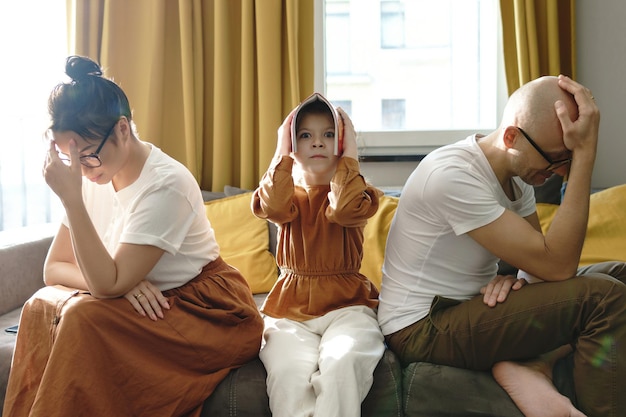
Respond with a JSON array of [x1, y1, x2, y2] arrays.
[[252, 96, 385, 417]]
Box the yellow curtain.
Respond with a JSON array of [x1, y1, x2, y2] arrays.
[[66, 0, 314, 191], [500, 0, 576, 95]]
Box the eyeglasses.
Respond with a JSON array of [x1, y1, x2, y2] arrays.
[[516, 127, 571, 172], [59, 121, 117, 168]]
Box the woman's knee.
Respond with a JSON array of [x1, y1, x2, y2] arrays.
[[59, 296, 116, 330]]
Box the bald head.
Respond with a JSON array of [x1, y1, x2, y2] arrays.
[[501, 76, 578, 140]]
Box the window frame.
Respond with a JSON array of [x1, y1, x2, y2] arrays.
[[313, 0, 509, 158]]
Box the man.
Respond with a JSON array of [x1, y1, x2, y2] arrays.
[[377, 75, 625, 417]]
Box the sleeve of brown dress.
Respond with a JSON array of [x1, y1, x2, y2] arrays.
[[327, 156, 384, 227], [251, 155, 299, 224]]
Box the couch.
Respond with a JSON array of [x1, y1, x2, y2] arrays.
[[1, 179, 625, 417]]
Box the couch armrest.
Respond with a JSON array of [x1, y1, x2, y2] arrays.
[[0, 225, 55, 316]]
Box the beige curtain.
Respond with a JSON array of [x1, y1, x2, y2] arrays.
[[500, 0, 576, 95], [66, 0, 314, 191]]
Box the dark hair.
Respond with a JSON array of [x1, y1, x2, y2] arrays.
[[48, 55, 132, 142], [295, 99, 333, 132]]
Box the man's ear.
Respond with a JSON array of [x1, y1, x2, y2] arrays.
[[502, 126, 518, 150]]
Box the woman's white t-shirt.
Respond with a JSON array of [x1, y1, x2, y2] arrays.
[[63, 144, 219, 291]]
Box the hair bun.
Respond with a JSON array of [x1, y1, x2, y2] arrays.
[[65, 55, 103, 83]]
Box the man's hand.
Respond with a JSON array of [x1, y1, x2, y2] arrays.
[[556, 74, 600, 156], [480, 274, 527, 307]]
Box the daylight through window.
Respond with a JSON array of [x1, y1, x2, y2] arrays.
[[0, 1, 67, 232]]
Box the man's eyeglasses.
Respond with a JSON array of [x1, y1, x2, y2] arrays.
[[516, 127, 571, 172], [59, 121, 117, 168]]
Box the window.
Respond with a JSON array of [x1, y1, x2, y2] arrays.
[[0, 1, 67, 232], [381, 1, 405, 49], [382, 99, 406, 129], [334, 100, 353, 115], [325, 1, 351, 75], [317, 0, 506, 157]]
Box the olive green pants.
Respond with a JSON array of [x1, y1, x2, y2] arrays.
[[386, 261, 626, 417]]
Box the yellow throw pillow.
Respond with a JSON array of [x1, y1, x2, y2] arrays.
[[360, 195, 399, 289], [536, 184, 626, 266], [580, 184, 626, 265], [205, 193, 278, 294], [535, 203, 559, 233]]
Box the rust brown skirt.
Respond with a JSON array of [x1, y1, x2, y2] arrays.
[[3, 256, 263, 417]]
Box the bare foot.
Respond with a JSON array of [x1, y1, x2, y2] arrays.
[[492, 347, 586, 417]]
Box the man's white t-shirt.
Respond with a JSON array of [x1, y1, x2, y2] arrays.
[[377, 135, 536, 335], [63, 144, 220, 291]]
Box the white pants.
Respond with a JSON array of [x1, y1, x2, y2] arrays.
[[259, 305, 385, 417]]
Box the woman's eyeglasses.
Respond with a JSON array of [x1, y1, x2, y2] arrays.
[[516, 127, 571, 172], [59, 121, 117, 168]]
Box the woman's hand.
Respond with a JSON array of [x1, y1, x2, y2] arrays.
[[43, 139, 83, 206], [124, 280, 170, 321], [480, 274, 526, 307]]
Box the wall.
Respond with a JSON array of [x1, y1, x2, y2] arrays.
[[361, 1, 626, 190], [577, 0, 626, 188], [360, 160, 419, 190]]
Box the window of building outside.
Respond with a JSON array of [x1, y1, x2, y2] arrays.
[[0, 1, 67, 234], [317, 0, 507, 157], [381, 0, 406, 49], [334, 100, 353, 116], [382, 99, 406, 129]]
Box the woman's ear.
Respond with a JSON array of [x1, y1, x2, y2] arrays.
[[117, 116, 131, 139], [502, 126, 518, 150]]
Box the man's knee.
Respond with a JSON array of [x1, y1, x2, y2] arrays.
[[577, 261, 626, 284], [577, 271, 626, 289], [574, 274, 626, 314]]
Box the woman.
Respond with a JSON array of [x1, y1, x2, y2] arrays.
[[3, 55, 263, 417]]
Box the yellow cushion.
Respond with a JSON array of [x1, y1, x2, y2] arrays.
[[535, 203, 559, 233], [535, 184, 626, 266], [205, 193, 278, 294], [580, 184, 626, 265], [360, 195, 399, 289]]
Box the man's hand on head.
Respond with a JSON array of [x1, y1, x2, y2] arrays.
[[556, 75, 600, 156]]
